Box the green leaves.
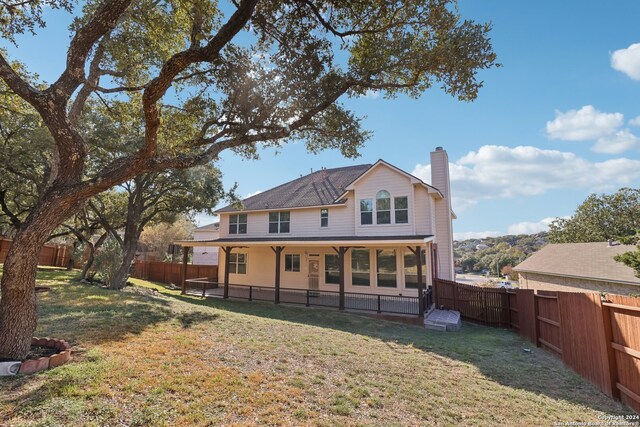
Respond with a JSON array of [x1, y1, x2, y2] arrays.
[[0, 0, 73, 44], [549, 188, 640, 244], [614, 246, 640, 278]]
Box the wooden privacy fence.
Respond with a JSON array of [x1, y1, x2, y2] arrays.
[[434, 278, 640, 413], [131, 260, 218, 286], [0, 238, 72, 268], [433, 278, 511, 326]]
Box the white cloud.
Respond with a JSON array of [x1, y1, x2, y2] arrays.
[[412, 145, 640, 212], [611, 43, 640, 80], [243, 190, 262, 198], [360, 90, 380, 99], [593, 129, 640, 154], [507, 217, 558, 235], [546, 105, 623, 141], [453, 231, 501, 241], [629, 116, 640, 127]]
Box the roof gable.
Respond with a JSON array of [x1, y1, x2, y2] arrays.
[[343, 160, 443, 198]]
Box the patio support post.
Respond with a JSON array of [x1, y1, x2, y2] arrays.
[[408, 246, 425, 317], [222, 246, 232, 299], [181, 246, 190, 295], [333, 246, 349, 310], [271, 246, 285, 304]]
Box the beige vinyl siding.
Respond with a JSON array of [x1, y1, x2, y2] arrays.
[[218, 202, 355, 239], [413, 186, 433, 235], [352, 163, 415, 236]]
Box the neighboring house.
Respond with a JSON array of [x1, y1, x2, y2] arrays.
[[192, 222, 220, 265], [514, 242, 640, 296], [178, 147, 455, 299]]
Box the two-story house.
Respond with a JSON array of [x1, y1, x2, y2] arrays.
[[177, 147, 455, 316]]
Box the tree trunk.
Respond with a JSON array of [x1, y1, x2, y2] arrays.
[[108, 187, 143, 290], [0, 235, 40, 360], [80, 232, 108, 281], [0, 194, 84, 360], [109, 238, 138, 290]]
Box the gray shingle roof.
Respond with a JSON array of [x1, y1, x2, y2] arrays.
[[514, 242, 640, 285], [194, 222, 219, 231], [216, 164, 372, 213]]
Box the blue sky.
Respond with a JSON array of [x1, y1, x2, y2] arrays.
[[3, 1, 640, 239]]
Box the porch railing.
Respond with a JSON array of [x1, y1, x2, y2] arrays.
[[183, 278, 433, 316]]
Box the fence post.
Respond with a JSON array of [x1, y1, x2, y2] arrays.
[[377, 295, 381, 313], [249, 286, 253, 301], [505, 290, 511, 328], [482, 289, 487, 324], [432, 279, 438, 307], [202, 280, 207, 298], [452, 281, 458, 311], [533, 291, 541, 347], [181, 247, 189, 295], [600, 298, 620, 398]]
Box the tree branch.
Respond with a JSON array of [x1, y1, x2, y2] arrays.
[[49, 0, 133, 100], [141, 0, 259, 156]]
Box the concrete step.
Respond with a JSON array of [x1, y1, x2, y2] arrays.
[[424, 309, 461, 332], [424, 321, 447, 332]]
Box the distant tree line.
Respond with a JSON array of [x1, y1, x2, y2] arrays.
[[454, 233, 547, 276]]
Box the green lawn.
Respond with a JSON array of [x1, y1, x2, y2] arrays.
[[0, 266, 632, 426]]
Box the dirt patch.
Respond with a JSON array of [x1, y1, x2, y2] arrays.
[[24, 345, 58, 361]]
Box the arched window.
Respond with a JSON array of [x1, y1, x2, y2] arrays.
[[376, 190, 391, 224]]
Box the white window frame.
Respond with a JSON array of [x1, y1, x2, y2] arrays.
[[394, 196, 409, 224], [285, 254, 301, 272], [229, 214, 247, 234], [376, 190, 391, 225], [269, 211, 290, 234], [320, 208, 329, 227], [360, 199, 373, 225]]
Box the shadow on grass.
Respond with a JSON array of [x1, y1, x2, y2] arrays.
[[0, 267, 629, 418], [160, 290, 631, 415]]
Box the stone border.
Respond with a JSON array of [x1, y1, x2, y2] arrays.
[[18, 337, 73, 375]]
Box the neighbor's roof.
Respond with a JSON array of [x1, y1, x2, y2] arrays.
[[194, 222, 219, 232], [514, 242, 640, 286], [216, 164, 372, 213]]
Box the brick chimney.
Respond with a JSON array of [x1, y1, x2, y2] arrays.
[[430, 147, 455, 280]]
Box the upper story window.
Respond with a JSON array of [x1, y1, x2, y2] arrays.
[[229, 214, 247, 234], [394, 196, 408, 224], [320, 209, 329, 227], [269, 211, 290, 233], [360, 199, 373, 225], [376, 190, 391, 224]]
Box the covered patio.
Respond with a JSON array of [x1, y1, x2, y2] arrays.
[[174, 235, 437, 317]]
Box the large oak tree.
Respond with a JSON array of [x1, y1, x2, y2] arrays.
[[0, 0, 497, 359]]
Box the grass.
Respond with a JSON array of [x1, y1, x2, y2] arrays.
[[0, 266, 633, 426]]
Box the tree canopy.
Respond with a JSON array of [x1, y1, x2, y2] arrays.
[[548, 188, 640, 244], [548, 187, 640, 278]]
